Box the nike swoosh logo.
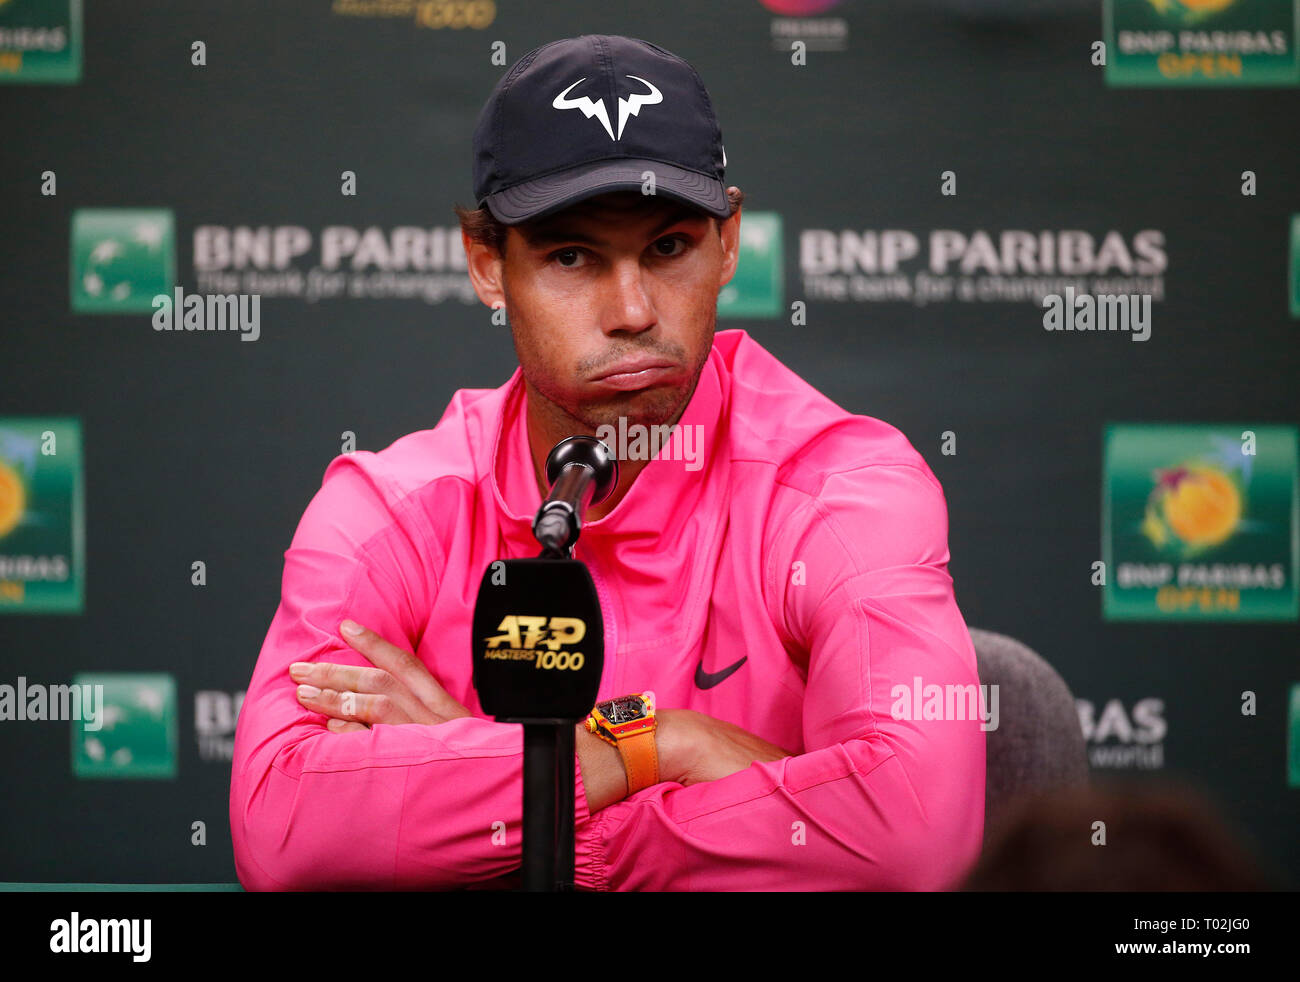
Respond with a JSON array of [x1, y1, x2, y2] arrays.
[[694, 656, 748, 690]]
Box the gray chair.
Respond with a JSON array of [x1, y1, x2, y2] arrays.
[[969, 627, 1090, 845]]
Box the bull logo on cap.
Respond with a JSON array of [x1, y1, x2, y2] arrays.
[[552, 75, 663, 141]]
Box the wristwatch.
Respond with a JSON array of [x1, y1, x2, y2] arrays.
[[585, 692, 658, 795]]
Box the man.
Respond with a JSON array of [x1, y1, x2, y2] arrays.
[[229, 34, 985, 890]]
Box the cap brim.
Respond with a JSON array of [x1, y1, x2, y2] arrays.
[[483, 158, 730, 225]]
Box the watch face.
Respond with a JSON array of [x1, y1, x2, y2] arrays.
[[601, 696, 646, 725]]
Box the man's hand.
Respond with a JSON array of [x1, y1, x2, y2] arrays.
[[290, 619, 472, 733], [575, 708, 793, 814], [656, 708, 793, 786]]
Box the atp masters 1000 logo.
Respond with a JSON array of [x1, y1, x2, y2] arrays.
[[482, 615, 588, 670], [1103, 424, 1298, 620]]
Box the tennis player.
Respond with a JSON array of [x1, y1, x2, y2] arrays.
[[229, 34, 985, 890]]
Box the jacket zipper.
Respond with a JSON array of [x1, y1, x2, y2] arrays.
[[573, 539, 616, 698]]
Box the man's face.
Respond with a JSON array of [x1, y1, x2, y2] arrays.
[[464, 190, 741, 433]]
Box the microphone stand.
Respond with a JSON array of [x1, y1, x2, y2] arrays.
[[518, 437, 616, 892]]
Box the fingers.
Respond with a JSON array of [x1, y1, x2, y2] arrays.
[[289, 620, 472, 730], [327, 718, 369, 734], [338, 620, 471, 721], [296, 683, 423, 726], [290, 660, 386, 695], [290, 659, 437, 724]]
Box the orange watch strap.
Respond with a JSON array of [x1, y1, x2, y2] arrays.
[[617, 726, 659, 794]]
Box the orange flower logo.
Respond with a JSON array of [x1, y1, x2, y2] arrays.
[[1142, 462, 1242, 552]]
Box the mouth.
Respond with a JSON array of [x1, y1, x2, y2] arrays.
[[590, 358, 678, 391]]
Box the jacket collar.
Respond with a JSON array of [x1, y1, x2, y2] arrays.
[[488, 339, 727, 550]]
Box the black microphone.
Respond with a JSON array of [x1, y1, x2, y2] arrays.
[[472, 435, 616, 720], [470, 436, 617, 891], [532, 436, 619, 557]]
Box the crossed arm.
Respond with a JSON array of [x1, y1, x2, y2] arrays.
[[290, 617, 792, 815], [230, 455, 984, 890]]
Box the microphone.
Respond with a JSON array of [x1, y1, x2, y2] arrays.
[[471, 434, 617, 891], [532, 436, 619, 557], [472, 435, 615, 720]]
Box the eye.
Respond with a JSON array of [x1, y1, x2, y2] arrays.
[[551, 247, 588, 269], [653, 235, 689, 258]]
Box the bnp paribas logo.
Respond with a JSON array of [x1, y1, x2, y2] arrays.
[[1103, 424, 1299, 621], [0, 0, 82, 84], [72, 673, 177, 779], [70, 208, 175, 313], [0, 417, 83, 614], [718, 212, 782, 319], [1105, 0, 1300, 87]]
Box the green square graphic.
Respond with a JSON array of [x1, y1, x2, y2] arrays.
[[70, 208, 175, 314], [1104, 0, 1300, 87], [1289, 684, 1300, 787], [1290, 214, 1300, 318], [0, 0, 81, 84], [718, 212, 783, 319], [71, 674, 177, 779], [1102, 423, 1299, 621], [0, 417, 83, 614]]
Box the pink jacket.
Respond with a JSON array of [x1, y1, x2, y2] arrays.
[[229, 328, 985, 890]]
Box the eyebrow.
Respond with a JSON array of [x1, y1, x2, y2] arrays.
[[517, 205, 706, 249]]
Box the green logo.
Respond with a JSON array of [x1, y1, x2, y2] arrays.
[[70, 208, 175, 313], [1104, 0, 1300, 87], [1103, 423, 1299, 620], [0, 417, 83, 614], [0, 0, 81, 84], [718, 212, 783, 319], [72, 673, 177, 779]]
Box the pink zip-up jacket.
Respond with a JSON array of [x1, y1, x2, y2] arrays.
[[230, 328, 985, 890]]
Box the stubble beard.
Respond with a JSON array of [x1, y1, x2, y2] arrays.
[[508, 306, 715, 437]]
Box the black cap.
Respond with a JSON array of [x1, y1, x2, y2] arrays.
[[472, 35, 730, 225]]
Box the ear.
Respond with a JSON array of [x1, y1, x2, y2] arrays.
[[463, 227, 507, 311], [717, 202, 741, 289]]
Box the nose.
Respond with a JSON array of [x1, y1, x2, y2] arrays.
[[600, 255, 656, 337]]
